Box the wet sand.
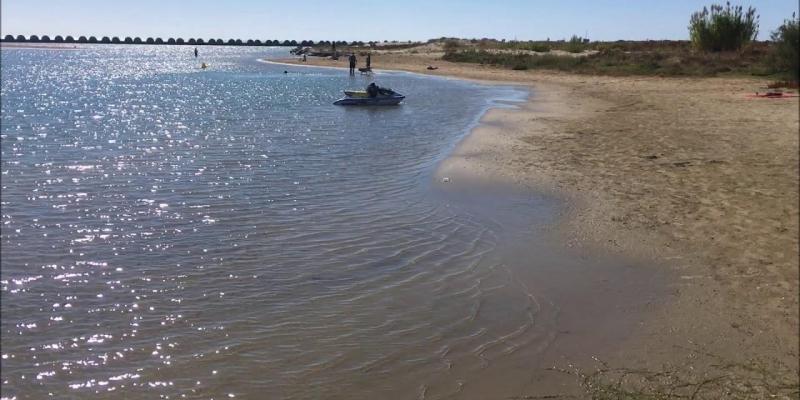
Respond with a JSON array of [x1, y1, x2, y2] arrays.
[[277, 53, 799, 392]]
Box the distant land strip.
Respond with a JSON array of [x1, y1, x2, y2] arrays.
[[0, 35, 367, 47]]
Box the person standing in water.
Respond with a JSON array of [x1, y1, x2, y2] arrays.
[[194, 47, 198, 58], [348, 53, 357, 76], [366, 53, 371, 69]]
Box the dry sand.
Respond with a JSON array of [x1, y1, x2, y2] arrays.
[[277, 53, 799, 394]]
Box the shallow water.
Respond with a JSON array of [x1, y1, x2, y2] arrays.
[[1, 45, 661, 399]]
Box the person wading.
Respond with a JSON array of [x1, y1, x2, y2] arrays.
[[194, 47, 198, 58], [348, 53, 357, 76]]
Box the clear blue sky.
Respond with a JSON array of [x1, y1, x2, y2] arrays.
[[2, 0, 797, 42]]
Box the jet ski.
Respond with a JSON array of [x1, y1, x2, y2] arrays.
[[334, 84, 405, 106]]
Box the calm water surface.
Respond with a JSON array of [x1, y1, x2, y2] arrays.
[[1, 45, 645, 399]]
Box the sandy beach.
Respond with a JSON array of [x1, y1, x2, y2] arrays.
[[277, 52, 799, 392]]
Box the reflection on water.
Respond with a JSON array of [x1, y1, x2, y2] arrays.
[[0, 45, 581, 399]]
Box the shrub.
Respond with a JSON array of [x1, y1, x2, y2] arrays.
[[443, 40, 460, 54], [527, 43, 551, 52], [689, 2, 759, 51], [566, 35, 586, 53], [769, 13, 799, 80]]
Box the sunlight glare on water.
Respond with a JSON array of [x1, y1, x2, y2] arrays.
[[0, 45, 560, 399]]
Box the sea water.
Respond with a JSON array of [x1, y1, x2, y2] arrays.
[[1, 45, 659, 399]]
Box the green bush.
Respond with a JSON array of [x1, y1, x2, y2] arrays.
[[499, 41, 551, 52], [566, 35, 586, 53], [443, 40, 460, 54], [769, 13, 799, 80], [689, 2, 759, 51]]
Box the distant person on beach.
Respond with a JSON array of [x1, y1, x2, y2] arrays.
[[348, 53, 357, 75], [194, 47, 198, 58], [366, 53, 371, 69]]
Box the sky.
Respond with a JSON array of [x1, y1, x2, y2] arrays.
[[2, 0, 798, 42]]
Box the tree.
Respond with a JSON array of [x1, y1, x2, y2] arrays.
[[247, 39, 255, 45], [133, 37, 142, 44], [215, 38, 223, 45], [101, 36, 111, 43], [88, 36, 98, 43], [188, 38, 196, 45], [155, 38, 164, 44], [146, 37, 155, 44], [124, 37, 133, 43], [769, 13, 799, 80], [65, 36, 75, 43], [689, 3, 759, 51], [54, 35, 64, 42], [112, 37, 121, 43], [235, 39, 243, 45], [41, 35, 51, 42], [29, 35, 40, 42], [196, 38, 204, 45], [176, 38, 185, 45], [3, 35, 15, 42], [254, 39, 262, 45], [167, 38, 176, 44], [78, 36, 88, 43], [227, 38, 236, 45], [282, 40, 291, 46]]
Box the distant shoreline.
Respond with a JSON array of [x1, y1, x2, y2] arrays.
[[0, 42, 85, 50]]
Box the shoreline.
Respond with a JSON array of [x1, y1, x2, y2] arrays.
[[275, 55, 800, 392]]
